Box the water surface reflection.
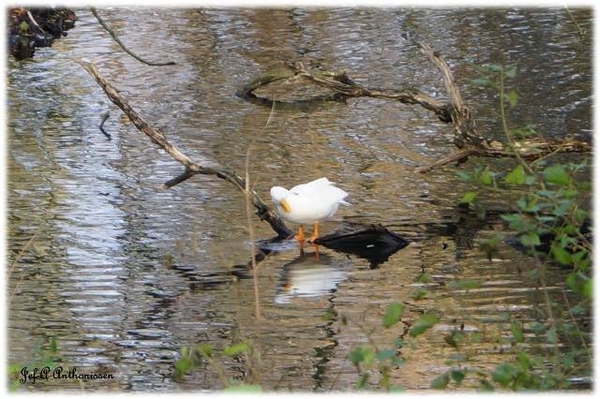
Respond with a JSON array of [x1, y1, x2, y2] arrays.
[[7, 7, 591, 392]]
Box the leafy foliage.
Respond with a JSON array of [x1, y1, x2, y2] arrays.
[[174, 340, 261, 391], [437, 62, 593, 391], [348, 302, 417, 391]]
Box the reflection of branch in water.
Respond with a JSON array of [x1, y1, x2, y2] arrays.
[[98, 111, 111, 139]]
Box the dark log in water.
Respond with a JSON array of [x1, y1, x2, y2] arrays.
[[314, 223, 410, 268]]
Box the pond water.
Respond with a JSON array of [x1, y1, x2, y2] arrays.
[[6, 7, 592, 392]]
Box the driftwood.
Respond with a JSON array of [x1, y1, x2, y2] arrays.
[[237, 61, 453, 123], [238, 44, 591, 173]]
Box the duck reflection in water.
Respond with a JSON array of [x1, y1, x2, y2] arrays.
[[274, 251, 349, 305]]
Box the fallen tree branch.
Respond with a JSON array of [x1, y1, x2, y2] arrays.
[[415, 39, 591, 167], [90, 7, 176, 67], [239, 47, 591, 173], [237, 61, 452, 123], [76, 58, 292, 239]]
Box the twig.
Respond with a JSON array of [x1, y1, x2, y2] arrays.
[[245, 99, 277, 319], [416, 148, 478, 173], [98, 111, 111, 139], [26, 10, 46, 33], [8, 229, 40, 306], [90, 7, 176, 66], [565, 6, 586, 39], [162, 168, 196, 189]]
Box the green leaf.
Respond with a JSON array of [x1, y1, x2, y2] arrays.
[[224, 342, 250, 357], [409, 314, 440, 337], [418, 272, 432, 283], [505, 165, 526, 185], [459, 191, 478, 205], [479, 168, 494, 186], [543, 164, 570, 186], [501, 213, 527, 230], [553, 199, 573, 217], [383, 302, 405, 328], [431, 373, 450, 389], [487, 64, 503, 72], [505, 65, 517, 78], [470, 77, 492, 87], [511, 320, 524, 343], [451, 369, 466, 384], [551, 245, 572, 265], [546, 326, 557, 344], [412, 288, 428, 300], [49, 336, 58, 354], [349, 347, 365, 366], [362, 347, 376, 367], [444, 331, 464, 349], [456, 170, 472, 181], [449, 280, 482, 290], [506, 89, 518, 108], [516, 351, 531, 370], [492, 363, 518, 387], [520, 232, 541, 247], [392, 356, 405, 367], [223, 384, 263, 393], [198, 343, 214, 357], [356, 373, 369, 389], [376, 349, 397, 361], [175, 356, 192, 376]]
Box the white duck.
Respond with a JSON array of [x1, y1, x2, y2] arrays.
[[270, 177, 350, 243]]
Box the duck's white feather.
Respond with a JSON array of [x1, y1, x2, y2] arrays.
[[270, 178, 350, 225]]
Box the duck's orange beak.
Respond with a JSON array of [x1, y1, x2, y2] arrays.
[[280, 199, 291, 213]]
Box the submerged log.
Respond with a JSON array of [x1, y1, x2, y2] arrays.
[[314, 223, 410, 268], [238, 61, 452, 123]]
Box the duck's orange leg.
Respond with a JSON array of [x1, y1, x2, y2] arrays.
[[308, 222, 320, 243], [295, 225, 306, 245]]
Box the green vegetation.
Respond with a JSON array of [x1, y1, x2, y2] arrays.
[[174, 340, 262, 392], [445, 62, 592, 390], [348, 302, 440, 391], [346, 62, 591, 392], [8, 336, 61, 391]]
